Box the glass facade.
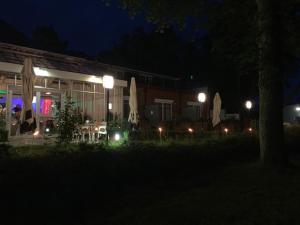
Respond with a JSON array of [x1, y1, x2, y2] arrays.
[[0, 75, 124, 137]]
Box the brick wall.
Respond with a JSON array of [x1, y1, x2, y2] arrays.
[[125, 84, 210, 123]]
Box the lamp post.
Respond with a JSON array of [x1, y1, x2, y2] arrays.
[[197, 92, 207, 130], [244, 100, 253, 132], [103, 75, 114, 144]]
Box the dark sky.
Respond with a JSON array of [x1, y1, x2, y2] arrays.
[[1, 0, 153, 56]]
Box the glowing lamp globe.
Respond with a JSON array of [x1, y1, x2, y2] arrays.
[[103, 75, 114, 89], [198, 92, 206, 103], [245, 100, 252, 110]]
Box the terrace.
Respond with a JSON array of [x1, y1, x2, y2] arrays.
[[0, 42, 127, 145]]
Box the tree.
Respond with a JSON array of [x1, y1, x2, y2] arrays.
[[0, 21, 90, 58], [105, 0, 300, 166], [256, 0, 285, 165], [98, 26, 241, 111], [56, 97, 81, 144], [98, 27, 184, 76], [32, 26, 68, 53], [0, 20, 30, 46]]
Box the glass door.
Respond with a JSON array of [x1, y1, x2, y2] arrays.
[[39, 91, 61, 135], [7, 86, 62, 136]]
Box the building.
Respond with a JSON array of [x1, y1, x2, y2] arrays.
[[284, 104, 300, 124], [0, 42, 127, 138], [0, 42, 209, 141], [121, 71, 210, 127]]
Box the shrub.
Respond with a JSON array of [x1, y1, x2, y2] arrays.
[[56, 97, 81, 144], [0, 129, 8, 142], [0, 144, 11, 158], [285, 125, 300, 153], [0, 107, 8, 142]]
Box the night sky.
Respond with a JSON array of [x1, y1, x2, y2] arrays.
[[1, 0, 152, 56]]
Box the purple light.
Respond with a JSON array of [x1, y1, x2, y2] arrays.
[[1, 96, 52, 115], [12, 96, 37, 112]]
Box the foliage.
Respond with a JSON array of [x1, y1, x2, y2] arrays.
[[109, 0, 300, 79], [55, 97, 81, 144], [0, 105, 8, 142], [0, 19, 31, 46], [99, 27, 186, 76], [0, 19, 90, 58], [106, 114, 123, 141], [98, 26, 243, 108], [0, 129, 8, 142], [284, 125, 300, 152], [32, 25, 68, 53], [102, 0, 299, 112], [104, 0, 206, 30], [106, 0, 300, 166], [107, 114, 122, 130], [0, 144, 10, 158]]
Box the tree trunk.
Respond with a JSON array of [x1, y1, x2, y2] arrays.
[[256, 0, 287, 166]]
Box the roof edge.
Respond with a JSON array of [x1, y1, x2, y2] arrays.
[[0, 42, 181, 81]]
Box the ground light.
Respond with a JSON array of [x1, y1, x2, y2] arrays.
[[45, 128, 50, 133], [296, 107, 300, 112], [114, 133, 121, 141], [224, 128, 229, 134], [158, 127, 163, 143], [32, 130, 39, 145], [248, 128, 253, 132], [188, 128, 194, 140]]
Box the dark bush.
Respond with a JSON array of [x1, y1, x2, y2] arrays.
[[0, 144, 11, 157], [0, 129, 8, 142]]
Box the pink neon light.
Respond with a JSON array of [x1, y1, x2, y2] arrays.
[[42, 99, 52, 115]]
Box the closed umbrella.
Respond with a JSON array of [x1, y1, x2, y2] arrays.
[[128, 77, 139, 126], [21, 57, 36, 132], [212, 92, 222, 127]]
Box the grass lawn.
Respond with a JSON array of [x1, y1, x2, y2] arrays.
[[0, 132, 300, 225]]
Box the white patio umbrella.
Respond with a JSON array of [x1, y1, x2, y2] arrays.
[[128, 77, 139, 125], [21, 57, 36, 130], [212, 92, 222, 127]]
